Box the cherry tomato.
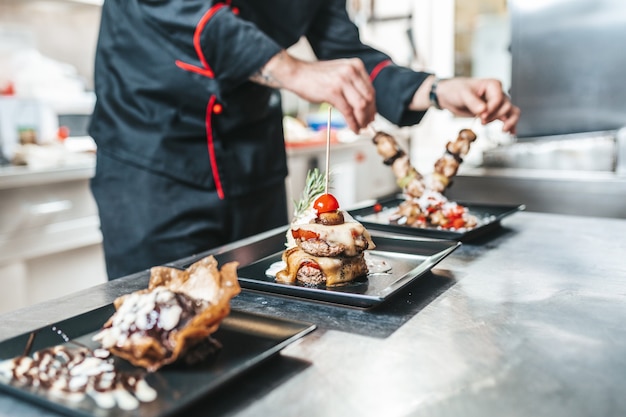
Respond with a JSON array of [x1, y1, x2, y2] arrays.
[[313, 193, 339, 214], [373, 203, 383, 213]]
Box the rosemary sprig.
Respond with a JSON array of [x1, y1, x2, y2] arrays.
[[293, 168, 330, 217]]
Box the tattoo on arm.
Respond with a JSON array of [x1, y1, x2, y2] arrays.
[[250, 50, 286, 88], [250, 70, 281, 87]]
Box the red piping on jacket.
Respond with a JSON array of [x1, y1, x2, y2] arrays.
[[369, 59, 392, 82], [175, 3, 231, 199], [206, 95, 225, 199], [174, 3, 227, 77]]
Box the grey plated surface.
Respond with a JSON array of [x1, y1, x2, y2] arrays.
[[1, 211, 626, 417]]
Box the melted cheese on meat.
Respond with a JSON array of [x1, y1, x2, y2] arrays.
[[276, 247, 367, 286], [291, 219, 376, 256]]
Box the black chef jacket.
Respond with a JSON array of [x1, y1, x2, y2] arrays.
[[89, 0, 430, 199]]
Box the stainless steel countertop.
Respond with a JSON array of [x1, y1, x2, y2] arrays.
[[0, 160, 95, 190], [1, 211, 625, 417]]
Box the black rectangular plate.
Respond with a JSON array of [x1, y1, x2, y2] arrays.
[[349, 195, 525, 241], [233, 231, 460, 308], [0, 306, 315, 417]]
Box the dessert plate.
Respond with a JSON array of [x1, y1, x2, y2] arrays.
[[0, 305, 315, 417]]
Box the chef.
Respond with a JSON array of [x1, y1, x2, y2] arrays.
[[89, 0, 520, 279]]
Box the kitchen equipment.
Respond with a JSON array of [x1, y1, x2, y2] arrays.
[[50, 91, 95, 138], [482, 130, 617, 171], [0, 97, 58, 161], [510, 0, 626, 138]]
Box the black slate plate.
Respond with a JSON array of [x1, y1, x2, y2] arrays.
[[0, 305, 315, 417], [349, 195, 525, 241], [233, 231, 460, 308]]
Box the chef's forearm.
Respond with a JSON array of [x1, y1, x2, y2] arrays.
[[249, 50, 295, 89], [408, 74, 437, 111]]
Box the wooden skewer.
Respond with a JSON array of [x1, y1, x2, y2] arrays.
[[23, 331, 36, 357], [325, 106, 332, 194]]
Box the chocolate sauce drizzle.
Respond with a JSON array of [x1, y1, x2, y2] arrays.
[[0, 330, 157, 410]]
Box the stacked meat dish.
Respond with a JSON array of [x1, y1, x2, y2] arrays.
[[373, 129, 479, 230], [276, 190, 375, 286]]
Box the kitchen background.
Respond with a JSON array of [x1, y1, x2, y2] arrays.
[[1, 0, 624, 314]]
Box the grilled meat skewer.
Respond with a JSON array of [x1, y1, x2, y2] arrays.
[[372, 128, 477, 197], [426, 128, 477, 192], [372, 131, 425, 198]]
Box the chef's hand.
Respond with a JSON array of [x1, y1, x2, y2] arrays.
[[250, 50, 376, 133], [410, 75, 521, 134]]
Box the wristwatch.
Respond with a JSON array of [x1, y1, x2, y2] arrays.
[[429, 77, 443, 110]]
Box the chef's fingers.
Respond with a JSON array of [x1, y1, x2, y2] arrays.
[[481, 104, 520, 135], [479, 81, 509, 120], [332, 92, 374, 133], [437, 78, 488, 117], [293, 58, 375, 132], [479, 85, 521, 134], [346, 58, 376, 105], [436, 77, 520, 134], [459, 87, 488, 117], [342, 82, 376, 131], [333, 98, 359, 133], [481, 96, 512, 124], [325, 86, 361, 133], [320, 61, 375, 132], [336, 59, 376, 131], [499, 104, 521, 134]]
